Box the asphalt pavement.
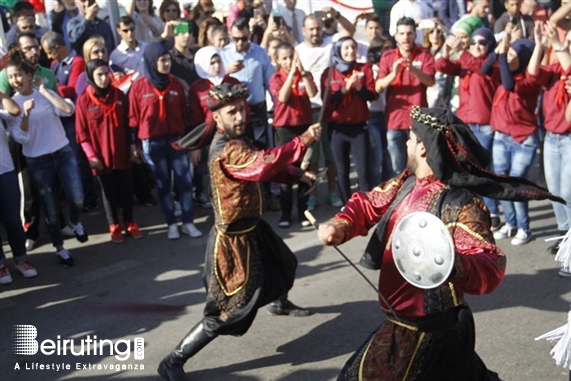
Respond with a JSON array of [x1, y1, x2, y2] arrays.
[[1, 182, 570, 381]]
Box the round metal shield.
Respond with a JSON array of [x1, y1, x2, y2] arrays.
[[392, 212, 454, 289]]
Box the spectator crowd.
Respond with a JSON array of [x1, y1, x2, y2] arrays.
[[1, 0, 570, 285]]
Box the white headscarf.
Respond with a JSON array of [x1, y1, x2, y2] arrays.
[[194, 46, 225, 85]]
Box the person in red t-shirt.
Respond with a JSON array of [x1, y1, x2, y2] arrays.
[[484, 31, 541, 246], [76, 59, 144, 243], [436, 26, 502, 230], [322, 36, 378, 205], [527, 20, 571, 254], [376, 17, 435, 179], [129, 41, 203, 240], [269, 42, 317, 227]]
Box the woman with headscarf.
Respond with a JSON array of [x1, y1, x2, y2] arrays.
[[483, 31, 541, 246], [321, 36, 377, 205], [188, 46, 243, 129], [129, 41, 202, 240], [436, 26, 502, 231], [186, 46, 242, 209], [75, 59, 143, 244]]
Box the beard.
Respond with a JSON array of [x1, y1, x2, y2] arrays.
[[405, 153, 417, 174], [223, 122, 246, 140]]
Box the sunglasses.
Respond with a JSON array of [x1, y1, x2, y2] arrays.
[[121, 27, 135, 33], [470, 39, 488, 47], [232, 36, 249, 42]]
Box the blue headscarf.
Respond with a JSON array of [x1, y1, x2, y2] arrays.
[[143, 41, 171, 90], [471, 27, 496, 51], [510, 38, 535, 75], [332, 36, 356, 74]]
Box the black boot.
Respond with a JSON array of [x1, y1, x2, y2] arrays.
[[267, 295, 312, 317], [157, 322, 216, 381]]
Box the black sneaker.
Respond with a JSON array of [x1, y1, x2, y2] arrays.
[[547, 239, 562, 255], [71, 222, 89, 243], [56, 249, 74, 267], [267, 299, 312, 317]]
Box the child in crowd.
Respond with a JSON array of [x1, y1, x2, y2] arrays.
[[269, 42, 317, 227]]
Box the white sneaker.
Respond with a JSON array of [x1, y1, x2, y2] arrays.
[[493, 224, 516, 240], [167, 224, 180, 240], [0, 265, 13, 284], [25, 239, 36, 251], [511, 229, 532, 246], [181, 223, 203, 238], [174, 202, 182, 217], [15, 261, 37, 278]]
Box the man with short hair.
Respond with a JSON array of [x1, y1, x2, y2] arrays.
[[376, 17, 435, 178], [157, 83, 319, 380], [66, 0, 115, 56], [40, 31, 85, 99], [110, 16, 148, 78], [221, 17, 275, 150], [0, 33, 59, 94], [467, 0, 492, 28], [494, 0, 534, 40], [5, 1, 48, 47]]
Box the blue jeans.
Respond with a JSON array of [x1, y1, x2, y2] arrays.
[[543, 132, 571, 231], [26, 144, 84, 248], [142, 137, 194, 225], [0, 170, 28, 265], [493, 131, 538, 230], [386, 129, 409, 178], [469, 124, 499, 216], [367, 111, 387, 185]]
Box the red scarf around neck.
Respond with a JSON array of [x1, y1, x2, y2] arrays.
[[151, 76, 173, 122], [278, 66, 303, 116], [86, 85, 119, 128], [554, 64, 567, 108], [392, 45, 418, 87]]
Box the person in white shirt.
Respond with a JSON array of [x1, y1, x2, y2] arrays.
[[110, 16, 148, 83], [277, 0, 305, 43], [295, 14, 343, 210], [389, 0, 434, 44], [6, 52, 87, 267], [0, 91, 38, 285]]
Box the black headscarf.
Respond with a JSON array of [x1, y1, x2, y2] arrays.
[[143, 41, 171, 90], [86, 59, 111, 96], [332, 36, 356, 74], [410, 106, 565, 204]]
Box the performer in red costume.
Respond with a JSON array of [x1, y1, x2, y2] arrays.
[[158, 83, 322, 381], [318, 106, 565, 381]]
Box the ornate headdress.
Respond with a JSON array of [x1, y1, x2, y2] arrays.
[[207, 83, 250, 111], [410, 106, 564, 204]]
